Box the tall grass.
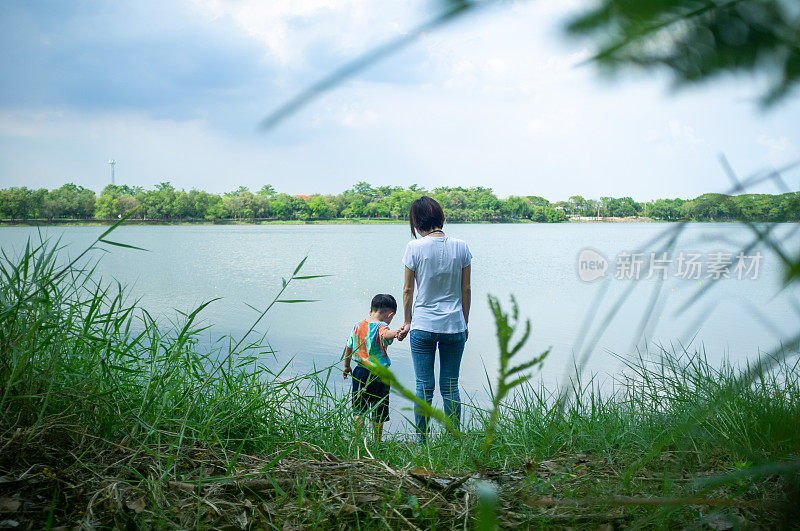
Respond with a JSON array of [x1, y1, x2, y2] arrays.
[[0, 235, 352, 461], [1, 234, 799, 527], [482, 346, 800, 463]]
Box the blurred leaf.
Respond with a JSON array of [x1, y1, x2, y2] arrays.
[[566, 0, 800, 106], [785, 255, 800, 283]]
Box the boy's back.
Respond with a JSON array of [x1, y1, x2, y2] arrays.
[[346, 319, 393, 367]]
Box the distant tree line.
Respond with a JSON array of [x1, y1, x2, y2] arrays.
[[564, 193, 800, 222], [0, 182, 798, 223]]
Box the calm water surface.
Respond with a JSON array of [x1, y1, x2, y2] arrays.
[[1, 223, 797, 419]]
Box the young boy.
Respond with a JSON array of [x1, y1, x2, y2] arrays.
[[343, 294, 406, 441]]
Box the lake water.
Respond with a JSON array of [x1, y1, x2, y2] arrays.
[[1, 223, 797, 420]]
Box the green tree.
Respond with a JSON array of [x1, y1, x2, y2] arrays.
[[0, 188, 32, 220], [544, 206, 566, 223], [206, 200, 228, 220], [527, 196, 551, 208], [48, 183, 96, 219], [612, 197, 639, 217], [502, 196, 534, 219], [95, 184, 141, 219], [348, 197, 367, 218], [257, 184, 277, 198], [270, 194, 296, 219], [95, 193, 117, 219], [171, 190, 189, 219], [568, 195, 587, 216], [307, 195, 333, 219], [117, 195, 140, 218], [648, 198, 685, 221], [350, 181, 377, 202]]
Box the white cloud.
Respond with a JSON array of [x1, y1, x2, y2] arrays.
[[524, 105, 579, 136], [191, 0, 421, 65], [757, 134, 789, 152], [668, 120, 704, 146], [645, 120, 706, 152], [422, 15, 590, 99], [339, 102, 379, 128], [757, 133, 797, 167], [0, 109, 67, 139]]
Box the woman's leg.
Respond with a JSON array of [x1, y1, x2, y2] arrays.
[[438, 331, 466, 431], [410, 329, 436, 443]]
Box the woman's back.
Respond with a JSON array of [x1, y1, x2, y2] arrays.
[[403, 235, 472, 333]]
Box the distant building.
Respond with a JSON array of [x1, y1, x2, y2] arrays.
[[293, 194, 311, 200]]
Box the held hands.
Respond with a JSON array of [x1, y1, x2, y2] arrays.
[[396, 323, 411, 341]]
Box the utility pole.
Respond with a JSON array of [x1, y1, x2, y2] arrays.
[[108, 159, 116, 185]]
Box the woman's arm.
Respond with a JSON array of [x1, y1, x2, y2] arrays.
[[461, 264, 471, 340], [402, 266, 415, 331]]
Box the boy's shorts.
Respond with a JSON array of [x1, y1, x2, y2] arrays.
[[352, 364, 390, 423]]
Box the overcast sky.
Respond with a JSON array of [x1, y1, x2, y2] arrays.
[[1, 0, 798, 201]]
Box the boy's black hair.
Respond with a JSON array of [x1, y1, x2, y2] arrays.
[[409, 195, 445, 238], [371, 293, 397, 314]]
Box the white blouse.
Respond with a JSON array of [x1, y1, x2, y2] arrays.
[[402, 235, 472, 334]]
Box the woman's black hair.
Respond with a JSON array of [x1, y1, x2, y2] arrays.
[[409, 195, 445, 238]]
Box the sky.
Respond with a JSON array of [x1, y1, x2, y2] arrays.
[[0, 0, 798, 201]]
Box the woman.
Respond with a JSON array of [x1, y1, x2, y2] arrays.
[[400, 196, 472, 442]]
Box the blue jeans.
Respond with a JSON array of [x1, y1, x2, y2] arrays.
[[410, 329, 466, 442]]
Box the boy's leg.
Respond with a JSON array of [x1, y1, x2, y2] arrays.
[[366, 372, 390, 442], [438, 331, 466, 431], [352, 366, 371, 436], [410, 329, 436, 443]]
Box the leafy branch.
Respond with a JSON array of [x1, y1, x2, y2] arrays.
[[482, 295, 549, 464]]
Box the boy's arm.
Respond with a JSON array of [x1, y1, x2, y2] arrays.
[[343, 346, 353, 379], [379, 327, 401, 341]]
